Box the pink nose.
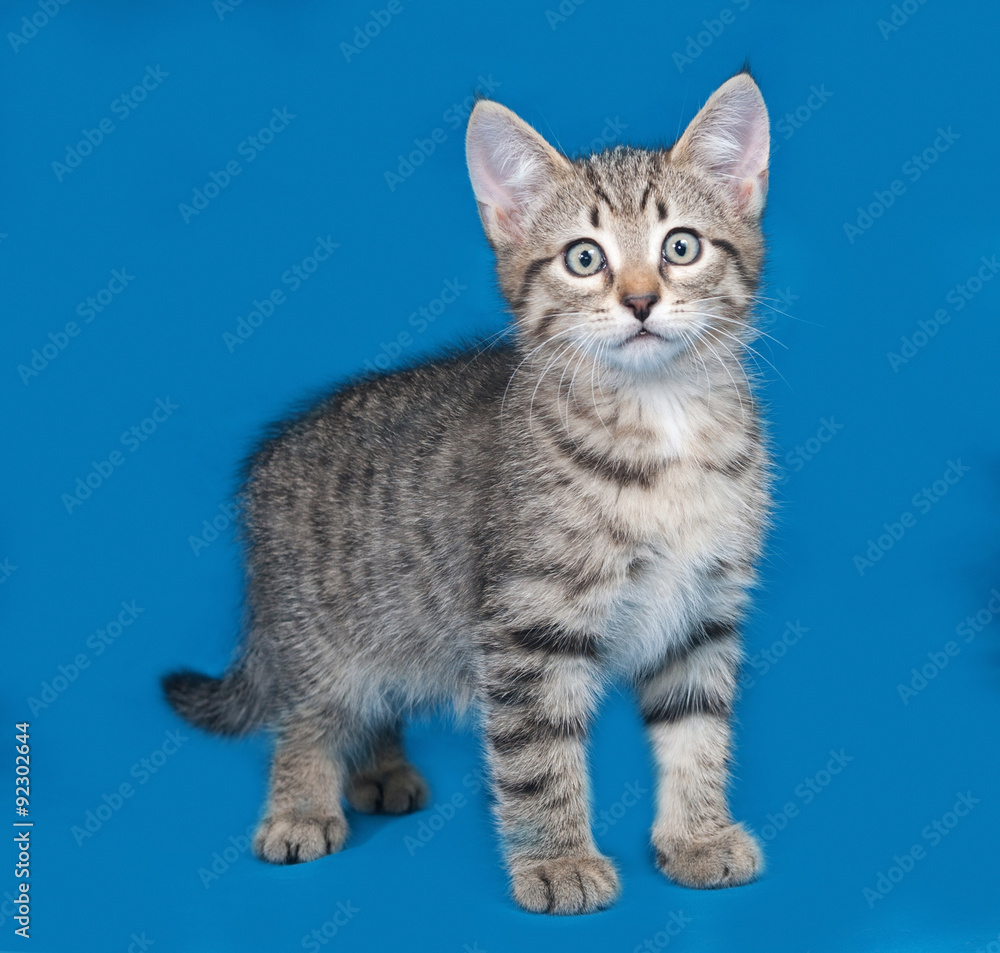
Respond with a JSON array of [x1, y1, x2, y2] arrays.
[[621, 294, 659, 322]]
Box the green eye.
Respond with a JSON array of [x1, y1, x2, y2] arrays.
[[565, 240, 606, 276], [662, 230, 701, 265]]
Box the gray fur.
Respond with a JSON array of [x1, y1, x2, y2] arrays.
[[164, 71, 773, 913]]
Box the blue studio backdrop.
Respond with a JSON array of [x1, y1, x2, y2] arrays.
[[2, 1, 999, 951]]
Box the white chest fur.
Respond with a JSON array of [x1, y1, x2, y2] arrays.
[[601, 479, 744, 675], [597, 388, 758, 675]]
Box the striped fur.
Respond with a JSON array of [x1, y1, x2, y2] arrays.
[[163, 71, 772, 913]]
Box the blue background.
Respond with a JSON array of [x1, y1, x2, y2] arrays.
[[3, 1, 999, 951]]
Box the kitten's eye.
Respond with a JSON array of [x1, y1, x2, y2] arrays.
[[564, 240, 606, 277], [662, 230, 701, 265]]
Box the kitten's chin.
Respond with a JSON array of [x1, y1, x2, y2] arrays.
[[603, 330, 689, 374]]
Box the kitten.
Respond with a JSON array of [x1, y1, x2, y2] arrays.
[[164, 70, 772, 915]]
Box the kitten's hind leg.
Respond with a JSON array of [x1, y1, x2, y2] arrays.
[[346, 722, 429, 815], [254, 721, 349, 865]]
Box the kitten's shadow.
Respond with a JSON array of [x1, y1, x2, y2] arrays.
[[339, 808, 402, 850]]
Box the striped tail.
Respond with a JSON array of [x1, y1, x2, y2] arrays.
[[161, 656, 269, 736]]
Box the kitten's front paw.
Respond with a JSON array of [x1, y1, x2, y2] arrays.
[[346, 763, 429, 814], [510, 855, 620, 915], [253, 813, 347, 864], [654, 823, 763, 889]]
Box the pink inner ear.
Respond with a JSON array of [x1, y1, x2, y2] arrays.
[[734, 112, 770, 182], [466, 102, 566, 242], [488, 204, 519, 241], [697, 101, 769, 181], [469, 143, 527, 242], [467, 123, 517, 212], [736, 178, 759, 215], [675, 76, 770, 213], [469, 133, 542, 225]]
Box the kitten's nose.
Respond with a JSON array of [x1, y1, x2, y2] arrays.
[[621, 293, 659, 323]]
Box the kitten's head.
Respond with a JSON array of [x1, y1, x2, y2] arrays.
[[466, 72, 769, 380]]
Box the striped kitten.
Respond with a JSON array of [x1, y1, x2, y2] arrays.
[[164, 71, 772, 915]]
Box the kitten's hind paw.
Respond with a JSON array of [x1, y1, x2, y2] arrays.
[[346, 763, 429, 814], [253, 814, 347, 864], [654, 823, 763, 889], [510, 854, 620, 915]]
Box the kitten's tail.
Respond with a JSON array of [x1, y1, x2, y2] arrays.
[[161, 654, 270, 736]]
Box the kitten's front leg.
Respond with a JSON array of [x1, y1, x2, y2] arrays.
[[638, 622, 763, 888], [483, 628, 619, 915]]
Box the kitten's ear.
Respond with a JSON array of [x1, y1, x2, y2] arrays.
[[671, 73, 770, 219], [466, 101, 570, 245]]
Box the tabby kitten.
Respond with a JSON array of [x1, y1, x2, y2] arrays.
[[164, 71, 772, 915]]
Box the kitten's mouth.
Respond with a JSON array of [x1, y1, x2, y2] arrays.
[[622, 328, 668, 347]]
